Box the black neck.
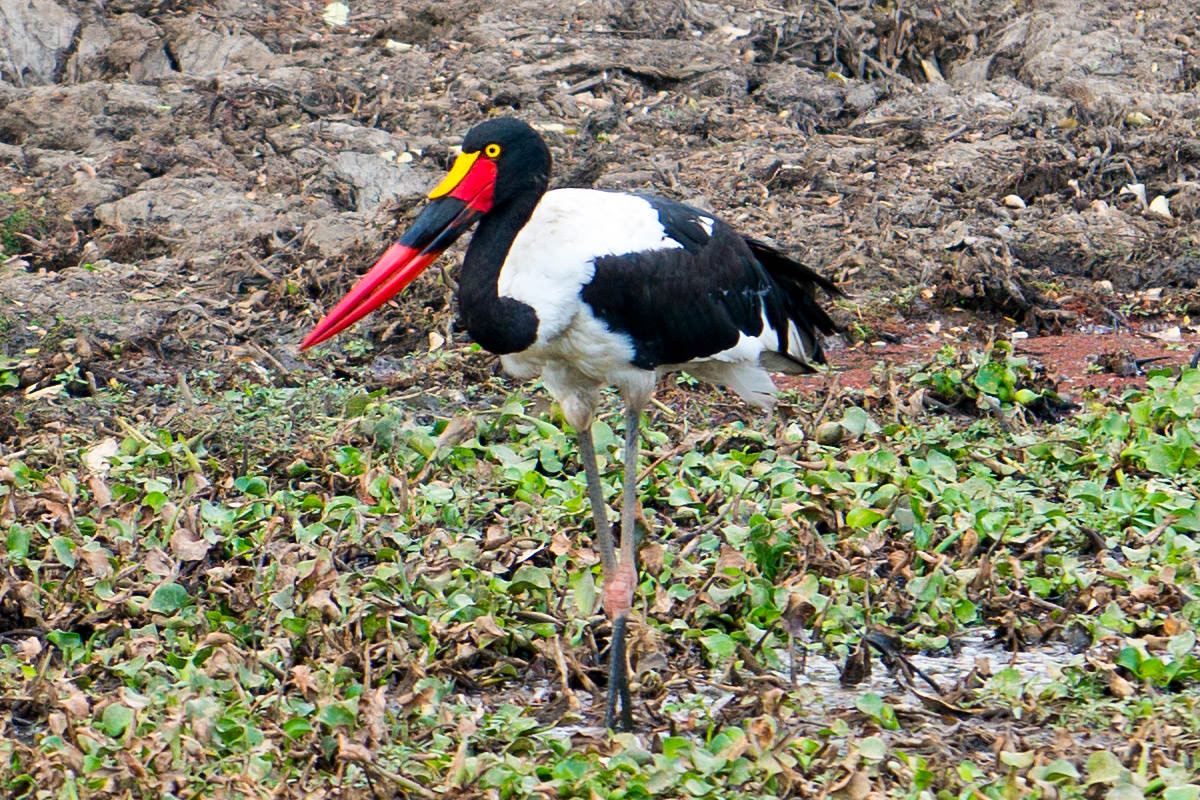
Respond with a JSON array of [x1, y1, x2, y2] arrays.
[[457, 188, 543, 354]]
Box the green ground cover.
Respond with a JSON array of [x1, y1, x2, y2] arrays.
[[2, 348, 1199, 799]]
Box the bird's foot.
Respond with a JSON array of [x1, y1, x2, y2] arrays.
[[601, 548, 638, 729], [604, 614, 635, 731]]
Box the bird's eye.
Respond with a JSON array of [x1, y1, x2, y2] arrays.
[[484, 143, 502, 159]]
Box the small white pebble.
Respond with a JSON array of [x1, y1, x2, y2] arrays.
[[1010, 331, 1029, 340], [1148, 194, 1172, 219], [1121, 183, 1148, 209], [322, 1, 349, 27], [1003, 194, 1026, 209], [1094, 279, 1114, 295]]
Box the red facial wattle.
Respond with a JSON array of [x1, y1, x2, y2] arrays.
[[445, 157, 495, 213]]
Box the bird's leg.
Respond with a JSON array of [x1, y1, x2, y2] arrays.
[[574, 421, 615, 576], [618, 403, 641, 575], [600, 403, 642, 731], [574, 418, 627, 729], [573, 401, 640, 730]]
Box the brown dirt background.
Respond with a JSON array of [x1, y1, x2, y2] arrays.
[[2, 0, 1200, 408]]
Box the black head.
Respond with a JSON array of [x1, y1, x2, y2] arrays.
[[459, 118, 552, 207], [301, 120, 554, 350]]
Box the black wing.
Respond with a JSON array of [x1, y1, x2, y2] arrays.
[[745, 237, 842, 369], [581, 196, 839, 370]]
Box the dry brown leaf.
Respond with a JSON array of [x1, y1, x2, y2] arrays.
[[87, 474, 113, 507], [1142, 634, 1170, 651], [473, 614, 506, 639], [83, 438, 120, 474], [144, 548, 175, 577], [759, 687, 785, 715], [202, 648, 236, 677], [192, 714, 212, 744], [291, 664, 319, 695], [305, 589, 341, 619], [337, 733, 373, 763], [79, 546, 113, 579], [41, 500, 72, 524], [199, 633, 236, 649], [783, 593, 816, 632], [58, 682, 90, 718], [1130, 584, 1160, 602], [832, 769, 872, 800], [745, 715, 777, 753], [640, 541, 664, 577], [969, 556, 993, 591], [650, 589, 675, 615], [362, 685, 387, 745], [549, 530, 571, 555], [716, 544, 746, 573], [456, 710, 480, 737], [484, 525, 510, 549], [959, 527, 979, 559], [18, 636, 42, 660], [395, 683, 437, 717], [444, 712, 480, 789], [1108, 672, 1135, 699], [54, 739, 86, 772], [169, 525, 208, 563], [47, 711, 67, 736], [437, 415, 475, 448]]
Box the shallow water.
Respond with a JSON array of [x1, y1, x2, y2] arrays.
[[508, 631, 1085, 737]]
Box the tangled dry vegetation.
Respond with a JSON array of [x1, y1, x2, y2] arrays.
[[2, 0, 1200, 798]]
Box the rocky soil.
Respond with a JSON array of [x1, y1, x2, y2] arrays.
[[1, 0, 1199, 405], [4, 4, 1200, 796]]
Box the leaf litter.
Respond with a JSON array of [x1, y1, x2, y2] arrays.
[[2, 0, 1200, 797]]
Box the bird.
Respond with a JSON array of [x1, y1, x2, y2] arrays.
[[301, 117, 840, 730]]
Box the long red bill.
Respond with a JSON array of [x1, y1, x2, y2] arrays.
[[301, 152, 496, 351], [300, 243, 439, 349]]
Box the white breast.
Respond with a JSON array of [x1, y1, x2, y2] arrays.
[[496, 189, 683, 344]]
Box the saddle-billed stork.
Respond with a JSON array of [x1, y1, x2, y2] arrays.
[[302, 117, 840, 730]]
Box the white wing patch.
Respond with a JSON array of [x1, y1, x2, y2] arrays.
[[497, 189, 682, 344], [785, 320, 814, 360], [664, 303, 821, 410], [709, 331, 767, 364], [697, 216, 714, 236]]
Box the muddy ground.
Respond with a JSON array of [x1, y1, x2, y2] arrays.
[[1, 0, 1199, 408], [2, 0, 1200, 793]]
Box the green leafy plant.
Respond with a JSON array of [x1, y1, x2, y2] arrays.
[[908, 341, 1073, 419]]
